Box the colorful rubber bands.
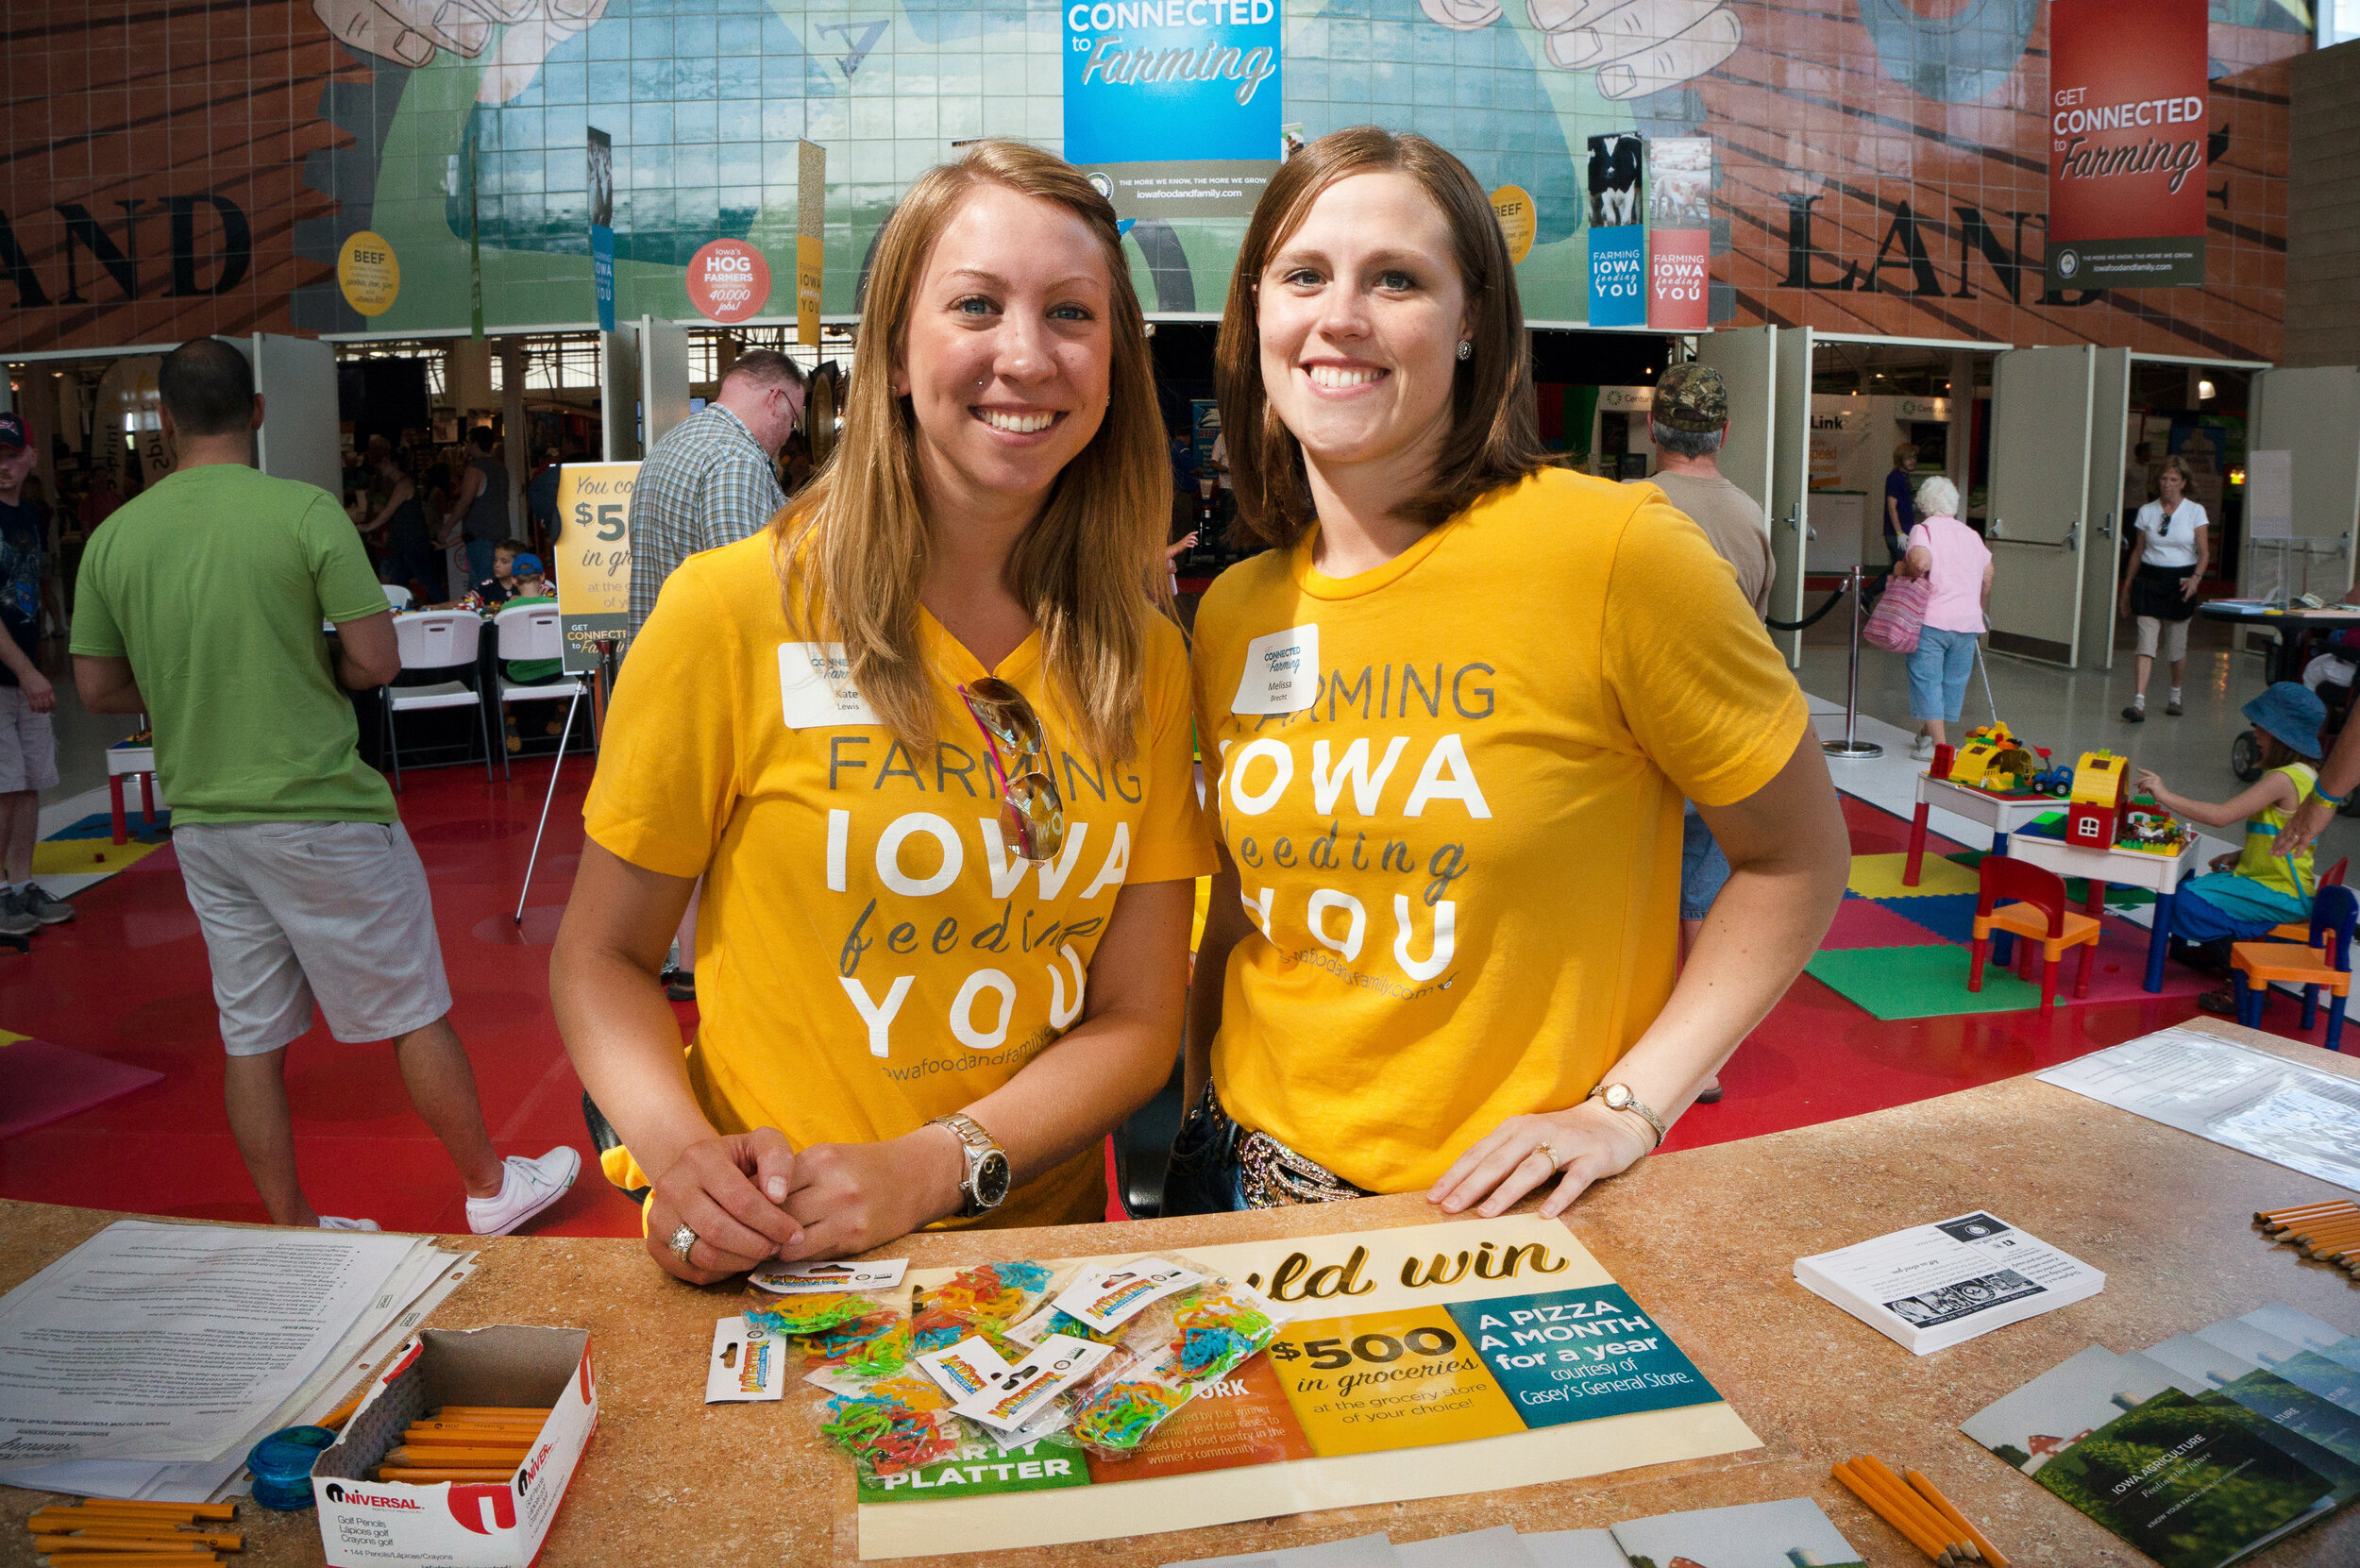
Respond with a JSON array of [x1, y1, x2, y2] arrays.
[[820, 1392, 963, 1479]]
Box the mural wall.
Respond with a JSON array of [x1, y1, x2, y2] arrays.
[[0, 0, 2312, 360]]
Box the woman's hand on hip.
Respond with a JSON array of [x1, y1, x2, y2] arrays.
[[1426, 1102, 1653, 1221], [643, 1128, 803, 1285], [780, 1125, 969, 1262]]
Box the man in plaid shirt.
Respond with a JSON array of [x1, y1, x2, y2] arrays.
[[625, 348, 806, 641], [623, 347, 804, 1003]]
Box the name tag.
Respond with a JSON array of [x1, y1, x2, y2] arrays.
[[777, 641, 879, 728], [1231, 624, 1319, 715]]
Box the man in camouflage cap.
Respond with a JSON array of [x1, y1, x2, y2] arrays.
[[1635, 359, 1768, 1109], [1651, 360, 1729, 434]]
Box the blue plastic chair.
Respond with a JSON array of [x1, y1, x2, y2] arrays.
[[2232, 885, 2358, 1052]]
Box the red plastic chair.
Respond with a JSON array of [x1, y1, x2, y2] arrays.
[[1969, 856, 2101, 1007]]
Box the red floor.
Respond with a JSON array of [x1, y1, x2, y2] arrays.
[[0, 776, 2339, 1233]]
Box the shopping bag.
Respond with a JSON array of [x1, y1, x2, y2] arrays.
[[1863, 572, 1929, 653]]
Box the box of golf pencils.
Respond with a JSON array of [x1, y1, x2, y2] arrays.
[[311, 1325, 597, 1567]]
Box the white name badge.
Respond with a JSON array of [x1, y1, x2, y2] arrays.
[[1231, 624, 1319, 715], [778, 641, 880, 729]]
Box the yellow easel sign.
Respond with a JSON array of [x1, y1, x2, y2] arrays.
[[553, 462, 637, 672]]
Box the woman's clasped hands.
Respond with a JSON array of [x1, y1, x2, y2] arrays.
[[645, 1125, 965, 1285]]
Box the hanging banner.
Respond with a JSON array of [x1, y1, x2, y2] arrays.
[[1585, 133, 1644, 328], [1491, 186, 1536, 266], [1644, 138, 1710, 331], [588, 127, 616, 333], [2045, 0, 2207, 291], [1063, 0, 1282, 221], [553, 462, 637, 671], [797, 140, 826, 349]]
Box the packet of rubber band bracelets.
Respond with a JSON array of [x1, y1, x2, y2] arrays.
[[742, 1267, 911, 1385], [806, 1259, 1059, 1401], [1066, 1266, 1289, 1458]]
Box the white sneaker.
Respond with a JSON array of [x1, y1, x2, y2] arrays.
[[1912, 733, 1935, 762], [318, 1216, 380, 1231], [466, 1148, 582, 1237]]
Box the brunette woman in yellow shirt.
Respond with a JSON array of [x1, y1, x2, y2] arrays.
[[1175, 128, 1848, 1219], [552, 143, 1214, 1284]]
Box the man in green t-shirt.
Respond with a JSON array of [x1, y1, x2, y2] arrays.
[[71, 338, 578, 1237]]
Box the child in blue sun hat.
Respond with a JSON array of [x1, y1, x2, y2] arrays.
[[2134, 682, 2327, 1010]]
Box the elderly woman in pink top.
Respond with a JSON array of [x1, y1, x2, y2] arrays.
[[1896, 476, 1995, 762]]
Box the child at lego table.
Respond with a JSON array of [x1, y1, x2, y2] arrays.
[[2134, 682, 2325, 1009]]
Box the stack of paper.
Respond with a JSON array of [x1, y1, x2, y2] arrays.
[[0, 1220, 474, 1502], [2038, 1027, 2360, 1193], [1163, 1498, 1864, 1566], [1963, 1302, 2360, 1568], [1795, 1211, 2105, 1354]]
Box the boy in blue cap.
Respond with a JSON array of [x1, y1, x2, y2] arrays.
[[2135, 682, 2328, 1010]]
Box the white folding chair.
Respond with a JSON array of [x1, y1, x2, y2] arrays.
[[382, 583, 414, 611], [495, 602, 595, 921], [380, 610, 493, 788]]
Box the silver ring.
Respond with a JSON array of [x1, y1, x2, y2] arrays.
[[668, 1223, 699, 1264]]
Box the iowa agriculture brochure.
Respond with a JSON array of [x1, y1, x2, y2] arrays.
[[1963, 1304, 2360, 1567]]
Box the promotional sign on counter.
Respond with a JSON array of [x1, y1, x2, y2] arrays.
[[854, 1217, 1759, 1560], [2045, 0, 2208, 290], [552, 463, 637, 672], [1063, 0, 1283, 221]]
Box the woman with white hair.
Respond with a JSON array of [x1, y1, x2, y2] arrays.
[[1896, 475, 1993, 762]]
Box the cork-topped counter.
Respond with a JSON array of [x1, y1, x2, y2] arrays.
[[6, 1017, 2358, 1566]]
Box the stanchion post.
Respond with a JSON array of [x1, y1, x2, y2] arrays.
[[1824, 563, 1883, 760]]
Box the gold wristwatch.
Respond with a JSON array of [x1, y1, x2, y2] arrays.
[[1585, 1083, 1667, 1149]]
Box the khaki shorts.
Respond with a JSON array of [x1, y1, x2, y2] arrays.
[[0, 686, 59, 794], [2134, 615, 2190, 663], [175, 820, 453, 1056]]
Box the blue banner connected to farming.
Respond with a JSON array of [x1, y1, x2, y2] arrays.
[[1063, 0, 1283, 220]]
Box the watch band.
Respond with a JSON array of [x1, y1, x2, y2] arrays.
[[929, 1112, 1005, 1216], [1585, 1083, 1667, 1148]]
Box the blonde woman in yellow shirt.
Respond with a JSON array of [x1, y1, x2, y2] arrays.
[[553, 142, 1214, 1284], [1175, 127, 1848, 1219]]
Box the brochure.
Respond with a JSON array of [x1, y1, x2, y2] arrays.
[[1609, 1497, 1863, 1567], [1964, 1338, 2344, 1568], [2195, 1317, 2360, 1418], [2242, 1303, 2360, 1378], [1794, 1211, 2103, 1353]]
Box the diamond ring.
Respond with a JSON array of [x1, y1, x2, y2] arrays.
[[668, 1222, 699, 1264]]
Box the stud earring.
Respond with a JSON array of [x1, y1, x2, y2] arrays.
[[1456, 340, 1473, 362]]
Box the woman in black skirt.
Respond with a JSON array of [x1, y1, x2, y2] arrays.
[[2117, 454, 2209, 721]]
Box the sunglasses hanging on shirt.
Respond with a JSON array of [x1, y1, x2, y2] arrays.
[[958, 678, 1067, 863]]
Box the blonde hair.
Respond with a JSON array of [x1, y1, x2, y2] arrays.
[[2158, 454, 2197, 492], [772, 141, 1169, 765], [1216, 126, 1557, 548]]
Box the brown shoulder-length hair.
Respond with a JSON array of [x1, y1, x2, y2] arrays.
[[1214, 126, 1558, 550], [773, 140, 1169, 765]]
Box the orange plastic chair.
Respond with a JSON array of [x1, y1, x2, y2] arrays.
[[1969, 856, 2101, 1007], [2233, 885, 2356, 1052], [2267, 858, 2346, 942]]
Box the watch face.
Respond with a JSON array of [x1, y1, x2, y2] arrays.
[[973, 1151, 1012, 1208], [1602, 1084, 1632, 1110]]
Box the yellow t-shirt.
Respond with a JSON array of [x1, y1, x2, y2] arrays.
[[1189, 468, 1810, 1192], [585, 531, 1217, 1228]]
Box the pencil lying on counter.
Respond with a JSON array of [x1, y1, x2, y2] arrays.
[[1833, 1457, 1988, 1563], [1905, 1469, 2010, 1568], [2255, 1199, 2358, 1231], [29, 1504, 237, 1523], [26, 1521, 242, 1546]]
